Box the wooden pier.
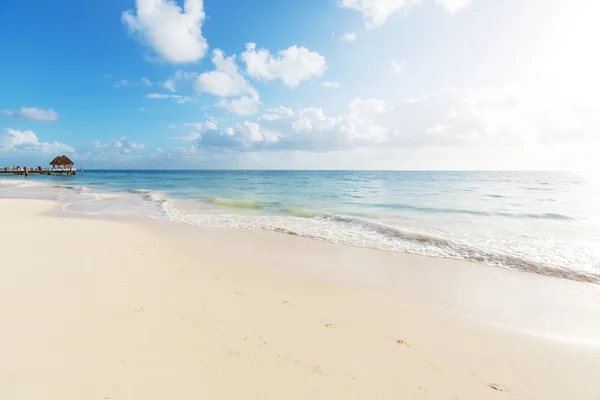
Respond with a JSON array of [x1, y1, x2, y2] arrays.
[[0, 167, 77, 176], [1, 155, 78, 176]]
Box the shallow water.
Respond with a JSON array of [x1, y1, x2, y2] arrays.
[[1, 170, 599, 283]]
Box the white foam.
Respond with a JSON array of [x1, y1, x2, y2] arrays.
[[2, 180, 598, 284]]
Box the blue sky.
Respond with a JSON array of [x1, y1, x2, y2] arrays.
[[0, 0, 598, 169]]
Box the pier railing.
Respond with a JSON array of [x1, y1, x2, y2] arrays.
[[0, 167, 77, 176]]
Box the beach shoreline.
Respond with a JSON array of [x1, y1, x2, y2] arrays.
[[2, 170, 598, 286], [1, 198, 600, 399]]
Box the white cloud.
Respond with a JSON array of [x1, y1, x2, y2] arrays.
[[114, 77, 153, 88], [94, 137, 145, 151], [146, 93, 194, 104], [260, 106, 294, 121], [162, 70, 197, 92], [81, 137, 147, 162], [390, 60, 407, 75], [122, 0, 208, 63], [340, 32, 358, 42], [138, 107, 145, 112], [241, 43, 327, 88], [1, 107, 59, 121], [194, 49, 261, 115], [114, 79, 129, 88], [322, 80, 341, 88], [171, 132, 201, 141], [195, 50, 255, 97], [218, 96, 260, 116], [338, 0, 420, 27], [0, 128, 73, 154], [436, 0, 471, 14], [182, 120, 219, 131], [183, 85, 599, 153], [163, 80, 176, 92], [292, 107, 337, 132], [339, 0, 469, 27]]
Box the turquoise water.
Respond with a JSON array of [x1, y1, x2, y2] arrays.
[[1, 170, 599, 283]]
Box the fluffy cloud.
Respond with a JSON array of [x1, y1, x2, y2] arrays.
[[162, 70, 197, 92], [80, 137, 146, 162], [175, 86, 599, 153], [436, 0, 471, 14], [146, 93, 195, 103], [171, 132, 201, 141], [390, 60, 407, 75], [322, 81, 341, 88], [260, 106, 295, 121], [241, 43, 327, 88], [1, 107, 59, 121], [217, 96, 260, 116], [340, 32, 357, 42], [339, 0, 469, 27], [182, 120, 219, 131], [194, 49, 261, 116], [0, 128, 73, 154], [195, 50, 255, 97], [338, 0, 420, 27], [122, 0, 208, 63]]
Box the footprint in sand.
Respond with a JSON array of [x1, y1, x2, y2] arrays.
[[235, 291, 244, 295], [321, 321, 337, 329], [488, 383, 510, 393], [471, 372, 510, 393], [281, 300, 290, 305], [134, 308, 144, 313], [227, 350, 240, 357], [311, 365, 323, 375]]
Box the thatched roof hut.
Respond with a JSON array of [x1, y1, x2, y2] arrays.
[[50, 155, 74, 167]]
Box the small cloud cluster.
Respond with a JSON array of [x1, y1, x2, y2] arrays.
[[322, 81, 341, 89], [435, 0, 471, 15], [340, 32, 357, 42], [168, 86, 599, 154], [190, 43, 327, 115], [122, 0, 208, 63], [0, 128, 73, 154], [146, 93, 195, 104], [80, 137, 146, 162], [114, 77, 153, 88], [339, 0, 470, 27], [171, 119, 219, 141], [241, 43, 327, 88], [182, 120, 219, 131], [1, 107, 59, 122], [162, 70, 197, 92], [194, 49, 261, 116]]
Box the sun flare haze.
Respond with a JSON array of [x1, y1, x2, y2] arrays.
[[1, 0, 598, 170]]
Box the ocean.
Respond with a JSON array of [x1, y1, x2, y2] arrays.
[[1, 170, 599, 283]]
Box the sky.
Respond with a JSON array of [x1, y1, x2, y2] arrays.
[[0, 0, 598, 170]]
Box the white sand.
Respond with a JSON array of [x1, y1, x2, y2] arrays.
[[1, 199, 600, 399]]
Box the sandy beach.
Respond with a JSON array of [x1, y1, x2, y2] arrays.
[[1, 199, 600, 399]]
